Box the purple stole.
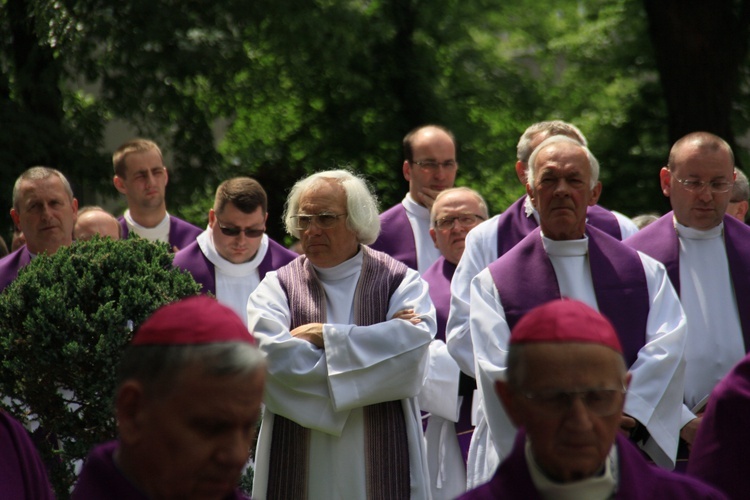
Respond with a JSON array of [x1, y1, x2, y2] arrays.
[[0, 246, 32, 292], [118, 215, 202, 252], [488, 226, 648, 367], [269, 246, 410, 499], [459, 431, 724, 499], [422, 256, 456, 342], [687, 351, 750, 497], [496, 197, 623, 257], [172, 237, 297, 295], [371, 203, 419, 270], [0, 412, 55, 499], [626, 212, 750, 353]]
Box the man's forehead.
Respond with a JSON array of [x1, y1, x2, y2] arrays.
[[300, 181, 346, 208], [433, 196, 479, 217], [19, 178, 67, 200]]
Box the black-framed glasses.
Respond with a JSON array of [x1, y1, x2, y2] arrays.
[[412, 160, 458, 171], [291, 212, 347, 231], [670, 172, 733, 194], [217, 220, 265, 238], [434, 214, 485, 230], [520, 385, 627, 417]]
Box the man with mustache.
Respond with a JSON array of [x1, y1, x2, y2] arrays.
[[0, 166, 78, 291], [173, 177, 296, 325], [112, 138, 201, 252], [464, 135, 687, 487], [626, 132, 750, 457]]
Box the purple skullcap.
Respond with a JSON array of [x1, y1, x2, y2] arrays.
[[132, 295, 255, 346], [510, 298, 622, 354]]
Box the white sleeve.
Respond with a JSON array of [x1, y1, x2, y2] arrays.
[[324, 269, 436, 412], [446, 217, 500, 378], [418, 340, 461, 421], [612, 210, 640, 240], [625, 253, 687, 469], [469, 269, 517, 460]]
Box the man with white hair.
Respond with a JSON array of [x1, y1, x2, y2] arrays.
[[248, 169, 435, 499], [464, 135, 687, 486]]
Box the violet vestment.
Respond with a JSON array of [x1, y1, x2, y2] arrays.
[[173, 235, 297, 296], [0, 245, 32, 292], [688, 352, 750, 499], [460, 431, 725, 499], [118, 215, 202, 251], [0, 411, 55, 499], [72, 440, 249, 499]]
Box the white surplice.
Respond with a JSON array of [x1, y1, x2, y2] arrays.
[[401, 194, 442, 275], [676, 222, 745, 425], [247, 248, 435, 500], [195, 229, 267, 326], [464, 233, 687, 487]]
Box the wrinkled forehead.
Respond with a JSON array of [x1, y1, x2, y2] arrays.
[[299, 179, 346, 211], [18, 177, 70, 202], [433, 193, 483, 219], [535, 143, 591, 174]]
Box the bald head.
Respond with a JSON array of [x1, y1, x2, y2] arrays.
[[74, 207, 121, 241]]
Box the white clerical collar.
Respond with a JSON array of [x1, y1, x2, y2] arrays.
[[541, 233, 589, 257], [312, 246, 363, 281], [525, 438, 618, 500], [674, 218, 723, 240], [124, 210, 171, 243], [196, 229, 269, 276], [403, 193, 430, 220]]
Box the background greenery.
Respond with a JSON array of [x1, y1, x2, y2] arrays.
[[2, 0, 750, 244]]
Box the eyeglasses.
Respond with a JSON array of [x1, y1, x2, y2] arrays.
[[520, 385, 626, 417], [412, 160, 458, 171], [217, 220, 265, 238], [670, 172, 734, 193], [291, 212, 347, 231], [434, 214, 485, 230]]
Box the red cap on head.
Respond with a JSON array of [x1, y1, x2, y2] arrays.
[[132, 296, 255, 346], [510, 298, 622, 353]]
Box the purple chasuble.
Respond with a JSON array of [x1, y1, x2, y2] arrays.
[[459, 431, 726, 499], [626, 212, 750, 353], [496, 196, 623, 257], [118, 215, 202, 252], [371, 203, 419, 270], [488, 226, 648, 367], [173, 237, 297, 295], [688, 351, 750, 498], [422, 256, 456, 342], [0, 246, 32, 292], [0, 411, 55, 499], [73, 440, 249, 499]]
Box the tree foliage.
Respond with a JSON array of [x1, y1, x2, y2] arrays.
[[0, 236, 200, 497]]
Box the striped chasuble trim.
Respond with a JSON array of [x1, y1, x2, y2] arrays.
[[270, 246, 410, 499]]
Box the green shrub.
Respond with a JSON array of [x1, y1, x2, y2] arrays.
[[0, 236, 201, 497]]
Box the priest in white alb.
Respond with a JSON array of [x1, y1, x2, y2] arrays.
[[248, 169, 435, 499]]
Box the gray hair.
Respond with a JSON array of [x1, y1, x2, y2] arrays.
[[526, 135, 600, 190], [283, 169, 380, 244], [13, 167, 74, 211], [516, 121, 588, 163], [732, 168, 749, 203], [117, 342, 266, 398], [430, 187, 490, 228]]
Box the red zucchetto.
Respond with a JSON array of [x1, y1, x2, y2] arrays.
[[510, 298, 622, 354], [132, 295, 255, 346]]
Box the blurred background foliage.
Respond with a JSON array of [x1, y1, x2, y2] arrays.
[[2, 0, 749, 244]]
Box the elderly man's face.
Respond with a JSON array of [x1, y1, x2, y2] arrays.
[[660, 143, 735, 230], [498, 343, 627, 483], [119, 365, 265, 499], [209, 203, 267, 264], [10, 176, 78, 255], [297, 180, 359, 268], [429, 191, 485, 265], [527, 141, 601, 240]]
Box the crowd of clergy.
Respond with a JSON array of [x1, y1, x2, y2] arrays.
[[1, 123, 750, 498]]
